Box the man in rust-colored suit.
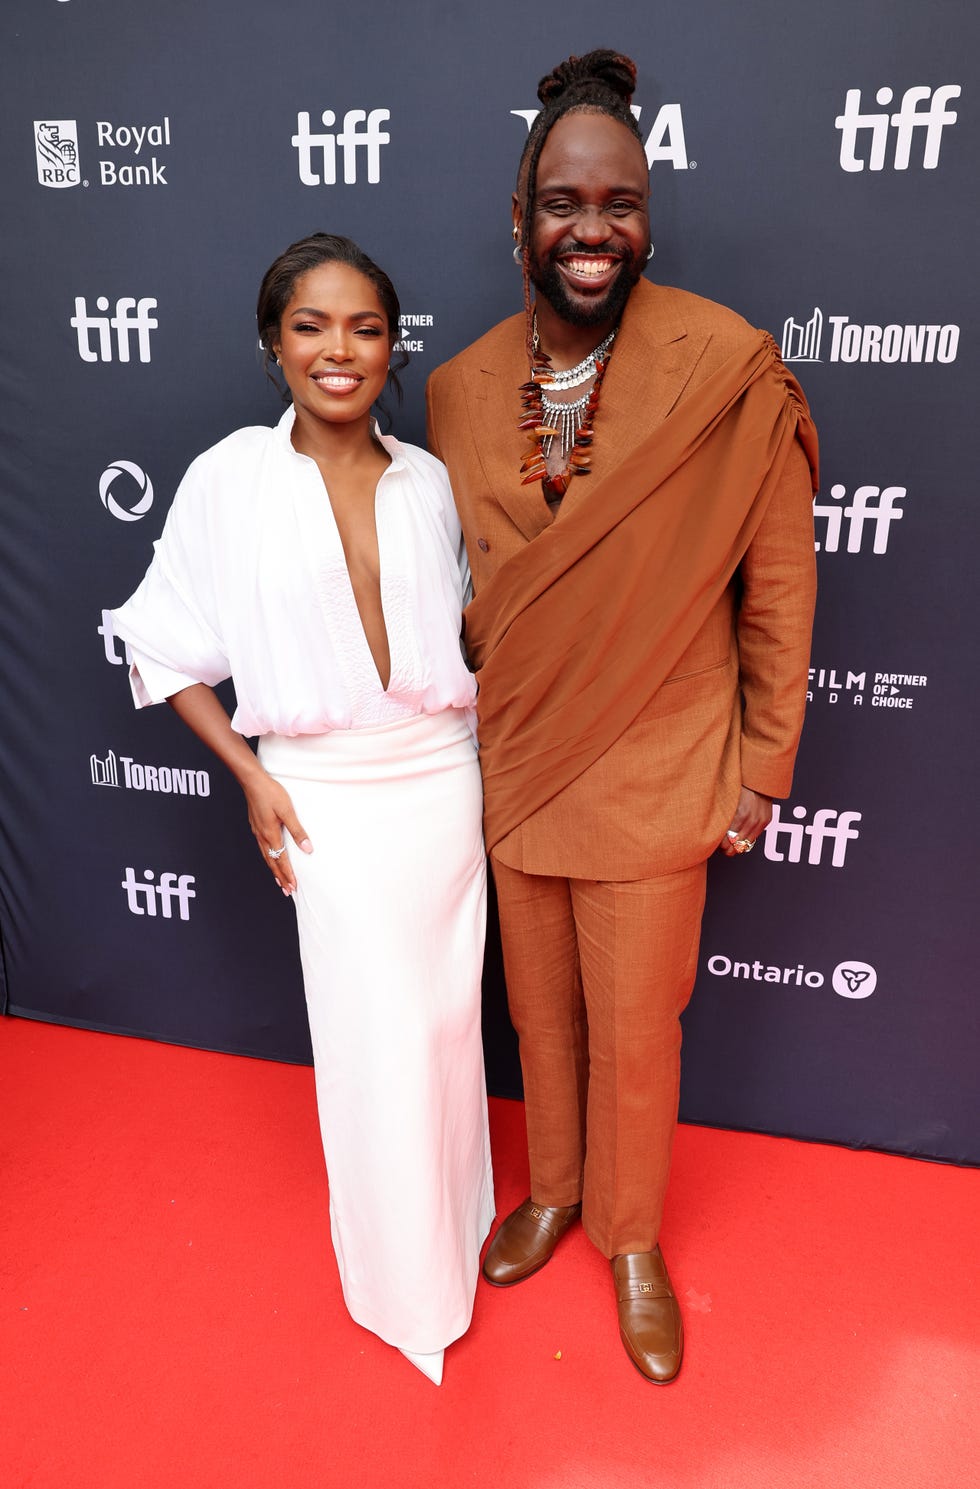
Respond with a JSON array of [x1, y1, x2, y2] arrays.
[[426, 51, 817, 1382]]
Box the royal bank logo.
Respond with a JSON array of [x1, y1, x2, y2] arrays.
[[91, 749, 211, 797], [763, 805, 862, 869], [706, 954, 877, 998], [34, 120, 80, 188], [813, 484, 905, 555], [835, 85, 960, 171], [35, 117, 172, 189], [512, 101, 694, 169], [121, 867, 196, 920], [71, 296, 158, 363], [292, 109, 390, 185], [99, 460, 154, 521], [807, 668, 928, 711], [782, 308, 959, 364]]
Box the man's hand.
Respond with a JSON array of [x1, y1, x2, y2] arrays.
[[719, 786, 772, 857]]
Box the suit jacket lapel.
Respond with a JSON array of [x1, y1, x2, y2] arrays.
[[560, 278, 712, 517], [463, 281, 715, 537], [462, 318, 553, 542]]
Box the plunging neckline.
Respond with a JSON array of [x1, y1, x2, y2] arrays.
[[318, 462, 394, 694]]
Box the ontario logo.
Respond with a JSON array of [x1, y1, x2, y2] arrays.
[[706, 954, 878, 998], [34, 120, 80, 188]]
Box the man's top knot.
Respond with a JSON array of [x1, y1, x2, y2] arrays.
[[536, 50, 637, 109]]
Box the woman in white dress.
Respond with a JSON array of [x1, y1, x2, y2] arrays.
[[111, 234, 495, 1385]]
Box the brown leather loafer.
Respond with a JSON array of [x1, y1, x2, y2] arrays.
[[612, 1248, 684, 1383], [482, 1198, 582, 1286]]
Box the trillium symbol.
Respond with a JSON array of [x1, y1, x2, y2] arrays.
[[832, 960, 878, 999]]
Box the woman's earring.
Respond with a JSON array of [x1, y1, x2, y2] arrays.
[[647, 242, 655, 260], [512, 225, 522, 264], [513, 245, 523, 265]]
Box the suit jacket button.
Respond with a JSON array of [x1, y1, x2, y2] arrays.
[[477, 538, 490, 552]]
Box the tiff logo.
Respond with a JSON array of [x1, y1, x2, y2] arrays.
[[91, 749, 120, 786], [763, 806, 862, 869], [98, 609, 132, 666], [814, 485, 905, 554], [71, 296, 158, 363], [292, 109, 390, 185], [121, 867, 196, 919], [34, 119, 80, 188], [835, 85, 960, 171]]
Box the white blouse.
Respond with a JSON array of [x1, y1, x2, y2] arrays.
[[111, 408, 477, 736]]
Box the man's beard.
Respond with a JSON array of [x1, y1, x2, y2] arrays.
[[529, 249, 643, 328]]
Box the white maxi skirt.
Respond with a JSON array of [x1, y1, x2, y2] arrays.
[[259, 708, 495, 1354]]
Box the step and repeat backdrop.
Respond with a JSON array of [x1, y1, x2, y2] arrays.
[[1, 1, 977, 1163]]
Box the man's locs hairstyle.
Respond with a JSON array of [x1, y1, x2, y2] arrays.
[[515, 50, 645, 353]]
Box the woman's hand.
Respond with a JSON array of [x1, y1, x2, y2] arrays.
[[242, 772, 313, 896], [164, 685, 313, 897], [719, 786, 772, 858]]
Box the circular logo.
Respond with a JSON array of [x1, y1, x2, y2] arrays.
[[99, 460, 153, 522], [832, 960, 877, 999]]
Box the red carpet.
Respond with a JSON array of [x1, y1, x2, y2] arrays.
[[2, 1016, 978, 1489]]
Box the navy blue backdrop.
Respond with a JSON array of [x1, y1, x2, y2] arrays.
[[1, 0, 977, 1163]]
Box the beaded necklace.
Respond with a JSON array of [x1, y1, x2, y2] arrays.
[[518, 316, 617, 499]]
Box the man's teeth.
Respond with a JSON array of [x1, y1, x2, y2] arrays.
[[566, 257, 615, 277]]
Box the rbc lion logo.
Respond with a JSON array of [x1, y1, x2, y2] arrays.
[[34, 120, 81, 188]]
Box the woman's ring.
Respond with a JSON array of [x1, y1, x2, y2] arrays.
[[267, 845, 286, 860], [733, 837, 754, 854]]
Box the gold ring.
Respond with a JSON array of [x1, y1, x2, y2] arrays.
[[733, 837, 754, 854]]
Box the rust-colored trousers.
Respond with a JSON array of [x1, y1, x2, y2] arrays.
[[491, 855, 708, 1258]]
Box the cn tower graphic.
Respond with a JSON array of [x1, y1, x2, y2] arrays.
[[782, 307, 823, 362]]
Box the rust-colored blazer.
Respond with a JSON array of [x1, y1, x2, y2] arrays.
[[426, 279, 817, 880]]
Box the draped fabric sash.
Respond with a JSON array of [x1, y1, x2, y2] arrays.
[[464, 331, 819, 853]]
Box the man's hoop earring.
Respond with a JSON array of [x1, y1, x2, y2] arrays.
[[513, 245, 523, 265], [647, 242, 655, 261]]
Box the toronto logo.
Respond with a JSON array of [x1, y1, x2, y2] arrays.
[[782, 308, 958, 364]]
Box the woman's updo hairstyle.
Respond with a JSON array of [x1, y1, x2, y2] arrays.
[[514, 50, 646, 349], [256, 232, 409, 410]]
